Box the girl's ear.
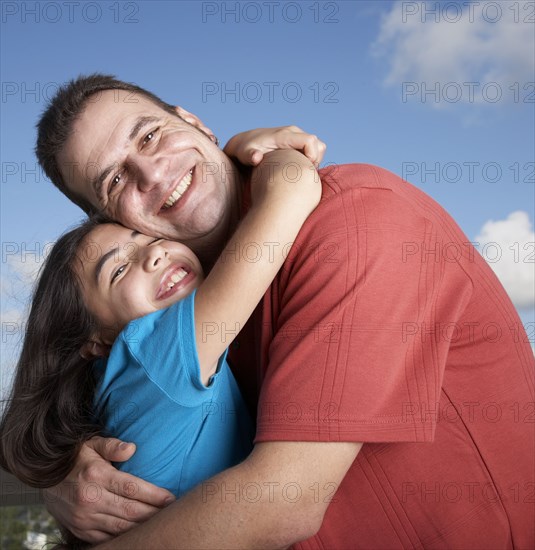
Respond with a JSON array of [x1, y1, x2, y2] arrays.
[[80, 340, 111, 360]]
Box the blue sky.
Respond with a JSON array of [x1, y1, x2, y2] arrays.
[[1, 1, 534, 394]]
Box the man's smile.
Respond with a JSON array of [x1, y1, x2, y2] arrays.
[[161, 168, 194, 211]]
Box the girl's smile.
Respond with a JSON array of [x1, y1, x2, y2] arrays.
[[76, 223, 203, 343]]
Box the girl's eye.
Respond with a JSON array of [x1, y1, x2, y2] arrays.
[[111, 265, 126, 283]]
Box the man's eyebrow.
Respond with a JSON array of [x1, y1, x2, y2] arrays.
[[127, 115, 160, 143], [91, 115, 161, 203], [94, 230, 141, 284]]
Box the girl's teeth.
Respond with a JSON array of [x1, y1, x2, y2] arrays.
[[171, 269, 187, 283], [166, 269, 188, 290]]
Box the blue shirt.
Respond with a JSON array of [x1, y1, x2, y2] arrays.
[[93, 291, 253, 498]]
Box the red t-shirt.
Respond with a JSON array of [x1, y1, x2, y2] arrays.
[[230, 164, 534, 549]]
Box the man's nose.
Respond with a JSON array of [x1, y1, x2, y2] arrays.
[[142, 244, 168, 272], [133, 154, 168, 193]]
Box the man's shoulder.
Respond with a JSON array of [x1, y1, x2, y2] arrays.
[[313, 163, 427, 223], [297, 163, 449, 250], [318, 163, 404, 196], [316, 163, 445, 223]]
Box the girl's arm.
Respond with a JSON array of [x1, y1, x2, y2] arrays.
[[195, 149, 321, 383], [223, 125, 326, 167]]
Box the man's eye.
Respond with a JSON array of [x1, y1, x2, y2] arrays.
[[111, 265, 126, 283], [110, 172, 122, 190], [143, 128, 159, 146]]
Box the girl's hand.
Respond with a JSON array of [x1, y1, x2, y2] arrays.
[[223, 126, 326, 167]]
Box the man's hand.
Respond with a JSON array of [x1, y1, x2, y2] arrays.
[[44, 436, 175, 544], [223, 126, 327, 167]]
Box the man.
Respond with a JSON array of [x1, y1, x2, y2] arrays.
[[37, 74, 534, 549]]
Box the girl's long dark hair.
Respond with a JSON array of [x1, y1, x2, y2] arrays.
[[0, 216, 107, 488]]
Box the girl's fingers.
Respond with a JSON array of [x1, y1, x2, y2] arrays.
[[250, 149, 264, 165]]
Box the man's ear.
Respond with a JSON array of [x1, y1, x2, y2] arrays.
[[174, 106, 218, 145], [80, 340, 111, 360]]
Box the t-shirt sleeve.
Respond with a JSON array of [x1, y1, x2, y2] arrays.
[[256, 170, 473, 444], [122, 291, 227, 407]]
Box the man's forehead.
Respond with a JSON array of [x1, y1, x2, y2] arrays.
[[78, 90, 161, 137], [88, 88, 157, 111], [59, 91, 165, 193]]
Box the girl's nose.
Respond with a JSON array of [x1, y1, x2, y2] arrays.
[[143, 244, 168, 271]]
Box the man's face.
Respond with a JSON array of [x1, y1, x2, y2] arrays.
[[58, 90, 235, 249]]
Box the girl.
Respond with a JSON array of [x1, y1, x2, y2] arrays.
[[0, 149, 321, 507]]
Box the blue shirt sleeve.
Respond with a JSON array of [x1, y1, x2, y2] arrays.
[[119, 290, 227, 407]]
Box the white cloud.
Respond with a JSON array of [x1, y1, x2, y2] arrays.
[[0, 307, 26, 328], [1, 253, 43, 401], [0, 360, 16, 404], [0, 308, 26, 402], [372, 1, 535, 107], [475, 210, 535, 309], [1, 248, 46, 311]]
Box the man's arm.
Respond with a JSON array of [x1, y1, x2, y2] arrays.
[[98, 441, 361, 549]]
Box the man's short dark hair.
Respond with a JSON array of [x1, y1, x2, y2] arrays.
[[35, 73, 178, 214]]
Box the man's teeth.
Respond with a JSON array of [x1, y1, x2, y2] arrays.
[[167, 269, 188, 289], [163, 170, 193, 209]]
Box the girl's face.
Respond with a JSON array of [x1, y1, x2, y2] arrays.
[[76, 223, 203, 343]]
